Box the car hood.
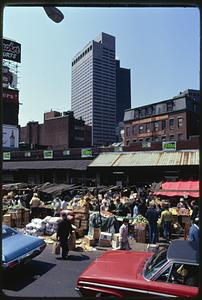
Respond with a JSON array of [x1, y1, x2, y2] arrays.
[[78, 250, 152, 286], [2, 233, 45, 262]]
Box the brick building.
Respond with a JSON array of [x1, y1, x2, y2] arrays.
[[20, 111, 92, 150], [123, 89, 199, 146]]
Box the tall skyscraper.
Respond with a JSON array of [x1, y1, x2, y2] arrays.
[[116, 60, 131, 125], [71, 32, 131, 146]]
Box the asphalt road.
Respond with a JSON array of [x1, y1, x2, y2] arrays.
[[2, 244, 104, 298]]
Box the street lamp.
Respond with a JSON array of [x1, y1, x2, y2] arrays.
[[43, 6, 64, 23]]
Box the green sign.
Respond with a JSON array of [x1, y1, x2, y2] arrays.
[[43, 150, 53, 159], [114, 146, 123, 152], [3, 152, 11, 160], [81, 148, 92, 158], [162, 141, 176, 151]]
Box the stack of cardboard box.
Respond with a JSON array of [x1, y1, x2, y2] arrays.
[[73, 206, 90, 238], [99, 232, 112, 247]]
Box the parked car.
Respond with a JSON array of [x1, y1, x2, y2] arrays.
[[76, 240, 199, 297], [2, 225, 46, 269]]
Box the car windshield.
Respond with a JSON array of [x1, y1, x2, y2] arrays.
[[2, 227, 18, 239], [144, 248, 168, 280]]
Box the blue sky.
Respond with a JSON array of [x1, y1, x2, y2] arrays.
[[3, 6, 200, 126]]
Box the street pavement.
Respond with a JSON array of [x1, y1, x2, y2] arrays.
[[2, 244, 104, 298]]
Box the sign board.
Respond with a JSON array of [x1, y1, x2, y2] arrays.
[[81, 148, 93, 158], [114, 146, 123, 152], [3, 152, 11, 160], [43, 150, 53, 159], [142, 141, 151, 148], [2, 88, 19, 103], [3, 125, 19, 148], [3, 38, 21, 63], [2, 66, 18, 89], [162, 141, 176, 151]]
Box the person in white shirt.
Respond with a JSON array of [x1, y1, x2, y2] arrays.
[[118, 218, 131, 250], [61, 199, 68, 210]]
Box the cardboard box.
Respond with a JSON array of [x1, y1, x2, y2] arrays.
[[74, 213, 89, 221], [147, 244, 159, 253], [99, 239, 111, 247], [92, 228, 101, 240], [112, 233, 120, 242], [84, 235, 95, 247], [74, 219, 81, 228], [73, 206, 89, 214], [135, 229, 146, 243], [112, 239, 119, 249], [100, 232, 112, 241]]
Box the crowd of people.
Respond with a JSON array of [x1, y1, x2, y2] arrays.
[[3, 185, 199, 252]]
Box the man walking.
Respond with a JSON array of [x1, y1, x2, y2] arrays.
[[188, 216, 199, 249], [145, 203, 159, 244], [160, 204, 173, 242], [56, 213, 72, 260]]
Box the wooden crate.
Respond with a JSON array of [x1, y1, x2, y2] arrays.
[[135, 229, 146, 243], [80, 220, 89, 230], [76, 228, 85, 238], [74, 213, 89, 221], [73, 206, 89, 214]]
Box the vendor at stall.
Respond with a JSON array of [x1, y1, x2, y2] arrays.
[[29, 193, 44, 218]]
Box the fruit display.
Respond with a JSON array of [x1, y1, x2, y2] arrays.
[[132, 215, 148, 226]]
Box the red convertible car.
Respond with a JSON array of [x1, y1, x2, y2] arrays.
[[76, 240, 199, 297]]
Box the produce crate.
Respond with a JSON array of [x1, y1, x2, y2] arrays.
[[74, 212, 89, 221], [135, 229, 146, 243], [80, 220, 89, 230], [74, 219, 81, 228], [99, 239, 111, 247], [73, 206, 89, 214], [3, 214, 12, 227]]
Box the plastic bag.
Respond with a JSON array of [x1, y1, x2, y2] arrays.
[[52, 242, 60, 255]]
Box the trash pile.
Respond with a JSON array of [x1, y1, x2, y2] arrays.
[[25, 216, 61, 236]]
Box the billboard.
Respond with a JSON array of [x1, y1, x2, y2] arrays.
[[2, 88, 19, 103], [81, 148, 93, 158], [3, 38, 21, 63], [3, 152, 11, 160], [2, 66, 18, 89], [162, 141, 176, 151], [3, 125, 19, 148]]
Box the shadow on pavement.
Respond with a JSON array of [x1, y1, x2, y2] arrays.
[[2, 259, 56, 292], [67, 254, 90, 261]]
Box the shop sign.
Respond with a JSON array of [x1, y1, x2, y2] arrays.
[[2, 88, 19, 103], [114, 146, 123, 152], [2, 66, 18, 89], [81, 148, 92, 158], [142, 141, 151, 148], [3, 152, 11, 160], [43, 150, 53, 159], [3, 38, 21, 63], [3, 125, 19, 148], [162, 141, 176, 151]]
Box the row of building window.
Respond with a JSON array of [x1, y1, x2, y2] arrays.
[[125, 117, 183, 136], [72, 45, 93, 66], [126, 133, 183, 144], [132, 101, 174, 119]]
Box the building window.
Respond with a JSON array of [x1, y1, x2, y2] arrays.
[[139, 138, 143, 142], [146, 107, 152, 116], [161, 136, 166, 141], [146, 124, 150, 132], [145, 137, 151, 142], [134, 110, 139, 119], [178, 133, 183, 140], [177, 117, 183, 128], [133, 139, 137, 143], [139, 125, 144, 133], [167, 101, 173, 112], [154, 121, 159, 132], [162, 120, 166, 129], [126, 127, 130, 137], [169, 118, 174, 129], [140, 108, 146, 117], [132, 125, 136, 135], [170, 135, 175, 140], [154, 136, 160, 142]]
